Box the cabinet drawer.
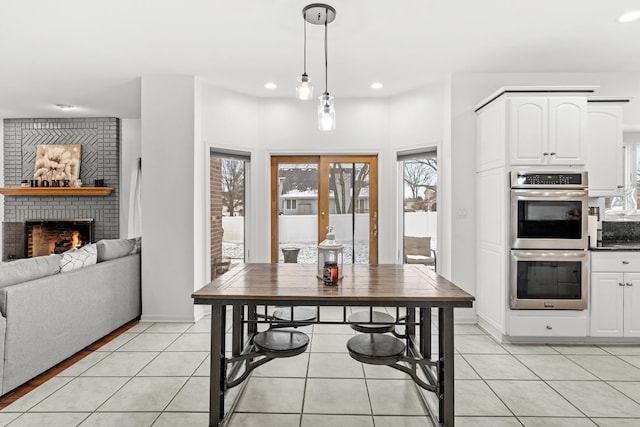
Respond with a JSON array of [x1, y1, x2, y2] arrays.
[[591, 252, 640, 272], [508, 311, 588, 337]]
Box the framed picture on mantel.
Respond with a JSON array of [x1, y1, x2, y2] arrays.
[[33, 144, 82, 183]]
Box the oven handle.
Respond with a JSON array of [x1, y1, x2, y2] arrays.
[[513, 251, 587, 259], [511, 189, 588, 198]]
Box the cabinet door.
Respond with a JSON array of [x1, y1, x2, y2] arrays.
[[477, 98, 507, 171], [590, 272, 624, 337], [548, 97, 587, 165], [624, 273, 640, 337], [587, 105, 623, 197], [509, 98, 547, 165]]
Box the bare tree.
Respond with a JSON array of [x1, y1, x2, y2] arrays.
[[330, 163, 370, 214], [404, 159, 437, 199], [222, 159, 244, 216]]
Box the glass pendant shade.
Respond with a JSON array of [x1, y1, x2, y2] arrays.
[[318, 92, 335, 131], [296, 74, 313, 100]]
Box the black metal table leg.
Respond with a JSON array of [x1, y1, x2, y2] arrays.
[[232, 305, 243, 357], [210, 304, 226, 427], [420, 306, 431, 359], [438, 307, 455, 427]]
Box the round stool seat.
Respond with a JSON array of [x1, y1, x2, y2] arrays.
[[347, 333, 405, 365], [273, 307, 317, 322], [348, 311, 395, 333], [254, 330, 310, 358]]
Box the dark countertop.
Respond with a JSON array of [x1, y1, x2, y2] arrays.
[[591, 245, 640, 251]]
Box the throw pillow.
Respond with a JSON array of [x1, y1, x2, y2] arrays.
[[130, 236, 142, 255], [97, 238, 135, 262], [60, 243, 98, 273], [0, 254, 63, 288]]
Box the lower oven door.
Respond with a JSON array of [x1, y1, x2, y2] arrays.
[[510, 250, 588, 310]]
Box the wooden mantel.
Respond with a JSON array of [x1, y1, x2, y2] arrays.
[[0, 187, 114, 196]]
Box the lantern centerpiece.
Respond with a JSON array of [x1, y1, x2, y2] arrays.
[[317, 225, 343, 284]]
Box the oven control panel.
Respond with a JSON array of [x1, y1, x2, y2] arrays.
[[511, 171, 588, 188]]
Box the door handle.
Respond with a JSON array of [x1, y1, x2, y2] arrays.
[[620, 282, 626, 287], [627, 282, 633, 287], [321, 212, 325, 219], [549, 152, 556, 156], [373, 224, 377, 237], [623, 260, 630, 265], [543, 152, 549, 156]]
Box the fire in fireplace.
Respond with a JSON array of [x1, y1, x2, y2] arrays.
[[26, 219, 94, 258]]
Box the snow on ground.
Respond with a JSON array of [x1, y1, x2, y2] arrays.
[[223, 241, 369, 264]]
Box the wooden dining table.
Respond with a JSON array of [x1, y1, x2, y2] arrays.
[[192, 263, 474, 427]]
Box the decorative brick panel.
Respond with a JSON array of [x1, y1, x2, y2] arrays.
[[210, 156, 223, 278], [2, 118, 120, 258]]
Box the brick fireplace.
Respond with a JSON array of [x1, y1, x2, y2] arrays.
[[2, 118, 120, 260]]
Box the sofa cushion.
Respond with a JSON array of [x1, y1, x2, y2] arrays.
[[60, 243, 98, 272], [0, 254, 63, 288], [97, 238, 135, 262]]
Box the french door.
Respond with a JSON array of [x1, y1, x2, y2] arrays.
[[270, 155, 378, 264]]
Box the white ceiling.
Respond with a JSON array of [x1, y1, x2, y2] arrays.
[[1, 0, 639, 119]]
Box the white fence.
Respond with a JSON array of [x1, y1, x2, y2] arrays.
[[222, 211, 437, 244]]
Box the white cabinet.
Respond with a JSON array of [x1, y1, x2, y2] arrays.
[[477, 97, 507, 171], [508, 310, 588, 337], [590, 252, 640, 337], [509, 97, 587, 166], [587, 103, 624, 197]]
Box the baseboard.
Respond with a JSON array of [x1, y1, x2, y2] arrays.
[[140, 313, 197, 323]]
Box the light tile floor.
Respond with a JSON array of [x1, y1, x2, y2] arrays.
[[1, 308, 640, 426]]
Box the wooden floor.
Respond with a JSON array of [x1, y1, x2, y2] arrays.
[[0, 319, 139, 410]]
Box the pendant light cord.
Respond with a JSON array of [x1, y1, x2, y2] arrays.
[[324, 9, 328, 94], [303, 13, 307, 75]]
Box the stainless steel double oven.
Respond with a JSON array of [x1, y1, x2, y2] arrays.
[[510, 171, 588, 310]]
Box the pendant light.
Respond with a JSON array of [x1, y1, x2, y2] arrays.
[[300, 4, 336, 131], [295, 9, 313, 100]]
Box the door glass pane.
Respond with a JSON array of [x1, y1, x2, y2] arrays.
[[403, 157, 437, 269], [210, 155, 246, 279], [328, 162, 370, 264], [278, 163, 318, 263]]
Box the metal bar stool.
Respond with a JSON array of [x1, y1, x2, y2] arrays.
[[227, 330, 310, 388]]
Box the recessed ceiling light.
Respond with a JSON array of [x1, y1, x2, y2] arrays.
[[371, 82, 384, 89], [619, 10, 640, 23], [55, 104, 75, 110], [264, 82, 277, 89]]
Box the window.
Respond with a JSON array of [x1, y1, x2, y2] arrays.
[[210, 149, 249, 279], [398, 149, 438, 269], [605, 139, 640, 218]]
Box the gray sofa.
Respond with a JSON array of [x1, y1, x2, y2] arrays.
[[0, 239, 141, 395]]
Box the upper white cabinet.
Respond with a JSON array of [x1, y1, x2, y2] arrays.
[[476, 88, 595, 172], [586, 102, 625, 197], [510, 97, 587, 166]]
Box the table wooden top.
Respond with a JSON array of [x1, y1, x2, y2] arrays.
[[192, 263, 475, 307]]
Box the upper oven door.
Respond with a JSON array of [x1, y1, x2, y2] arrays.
[[511, 189, 588, 250]]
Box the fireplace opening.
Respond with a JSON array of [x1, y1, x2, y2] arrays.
[[26, 219, 94, 258]]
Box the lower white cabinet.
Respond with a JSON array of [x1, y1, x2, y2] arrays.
[[508, 310, 588, 337], [590, 252, 640, 338], [590, 272, 640, 337]]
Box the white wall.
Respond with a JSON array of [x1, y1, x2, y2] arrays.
[[140, 75, 202, 322], [120, 119, 141, 238], [449, 71, 640, 320], [199, 83, 446, 270]]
